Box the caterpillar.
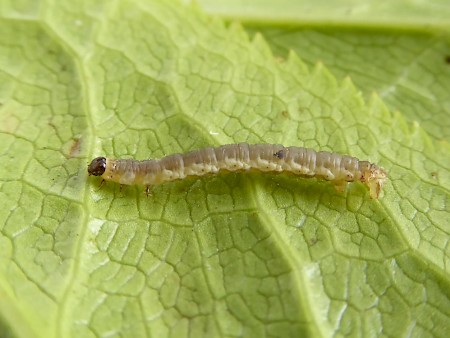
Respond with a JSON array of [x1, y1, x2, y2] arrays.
[[88, 143, 387, 199]]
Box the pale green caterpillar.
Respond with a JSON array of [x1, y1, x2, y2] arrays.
[[88, 143, 387, 199]]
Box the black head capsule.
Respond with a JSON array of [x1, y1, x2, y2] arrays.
[[88, 157, 106, 176]]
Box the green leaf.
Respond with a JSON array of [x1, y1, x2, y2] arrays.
[[194, 0, 450, 26], [198, 0, 450, 141], [0, 1, 449, 337]]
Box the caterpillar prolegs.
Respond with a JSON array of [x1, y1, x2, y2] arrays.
[[88, 143, 387, 199]]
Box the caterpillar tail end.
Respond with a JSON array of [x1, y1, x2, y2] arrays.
[[366, 166, 388, 199]]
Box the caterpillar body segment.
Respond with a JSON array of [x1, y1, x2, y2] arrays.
[[88, 143, 387, 199]]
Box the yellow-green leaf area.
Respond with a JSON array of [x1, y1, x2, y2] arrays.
[[0, 1, 449, 338], [197, 0, 450, 141]]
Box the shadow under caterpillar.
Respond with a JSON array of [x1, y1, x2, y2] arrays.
[[88, 143, 387, 199]]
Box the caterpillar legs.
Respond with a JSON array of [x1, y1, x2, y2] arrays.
[[96, 179, 152, 197], [333, 181, 348, 193], [145, 186, 152, 197], [97, 179, 106, 190]]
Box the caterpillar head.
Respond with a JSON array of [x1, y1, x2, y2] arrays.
[[88, 157, 107, 176], [361, 164, 388, 199]]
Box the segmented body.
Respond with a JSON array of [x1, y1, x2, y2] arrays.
[[88, 143, 387, 199]]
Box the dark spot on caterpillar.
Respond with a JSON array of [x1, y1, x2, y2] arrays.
[[88, 157, 106, 176], [274, 150, 284, 159]]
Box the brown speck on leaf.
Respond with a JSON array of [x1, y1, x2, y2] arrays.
[[47, 122, 57, 132], [431, 171, 438, 179], [281, 110, 290, 119], [69, 138, 81, 157], [445, 55, 450, 64]]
